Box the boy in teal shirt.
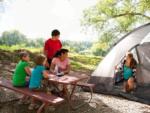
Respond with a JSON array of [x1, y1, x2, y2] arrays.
[[28, 54, 49, 110], [29, 54, 49, 89]]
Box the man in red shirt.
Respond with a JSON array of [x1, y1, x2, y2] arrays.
[[44, 29, 62, 69]]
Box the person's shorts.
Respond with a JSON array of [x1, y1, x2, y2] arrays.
[[13, 81, 29, 87], [124, 76, 135, 81], [47, 58, 52, 65], [46, 58, 52, 70], [30, 86, 46, 92]]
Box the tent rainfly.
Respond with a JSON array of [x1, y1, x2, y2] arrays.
[[88, 23, 150, 104]]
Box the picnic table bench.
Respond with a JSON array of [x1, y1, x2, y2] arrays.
[[0, 78, 64, 113]]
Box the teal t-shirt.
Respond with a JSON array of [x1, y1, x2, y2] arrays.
[[29, 65, 45, 89], [123, 65, 133, 80], [12, 60, 29, 86]]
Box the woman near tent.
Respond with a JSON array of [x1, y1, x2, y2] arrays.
[[123, 52, 137, 93]]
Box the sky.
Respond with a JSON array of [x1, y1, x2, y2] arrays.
[[0, 0, 98, 41]]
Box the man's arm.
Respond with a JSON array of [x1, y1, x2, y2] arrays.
[[43, 41, 48, 56]]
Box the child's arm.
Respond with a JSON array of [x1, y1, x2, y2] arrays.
[[49, 63, 55, 74], [63, 64, 71, 74], [25, 66, 31, 76], [43, 70, 49, 78], [43, 58, 49, 68]]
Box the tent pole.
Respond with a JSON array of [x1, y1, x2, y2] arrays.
[[135, 46, 141, 65]]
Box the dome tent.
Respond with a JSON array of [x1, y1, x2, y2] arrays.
[[88, 23, 150, 104]]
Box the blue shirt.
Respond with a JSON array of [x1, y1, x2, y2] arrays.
[[29, 65, 45, 89], [123, 65, 133, 80]]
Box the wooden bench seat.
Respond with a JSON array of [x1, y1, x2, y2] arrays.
[[76, 82, 95, 88], [72, 82, 95, 103], [0, 78, 64, 113]]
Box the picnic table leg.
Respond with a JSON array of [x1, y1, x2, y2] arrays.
[[63, 84, 76, 110], [88, 86, 93, 103], [66, 83, 79, 110], [70, 84, 94, 109], [69, 83, 77, 100], [37, 103, 46, 113], [70, 83, 87, 110]]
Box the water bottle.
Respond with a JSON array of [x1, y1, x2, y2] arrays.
[[54, 65, 59, 74]]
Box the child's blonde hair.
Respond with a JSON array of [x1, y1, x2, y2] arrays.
[[34, 54, 45, 65]]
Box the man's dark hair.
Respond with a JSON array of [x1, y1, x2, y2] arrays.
[[51, 29, 60, 37], [19, 51, 29, 59], [34, 54, 46, 65]]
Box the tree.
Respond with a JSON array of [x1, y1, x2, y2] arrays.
[[25, 38, 44, 47], [62, 40, 93, 53], [90, 31, 115, 56], [0, 30, 28, 46], [82, 0, 150, 30], [35, 38, 44, 47], [82, 0, 150, 43]]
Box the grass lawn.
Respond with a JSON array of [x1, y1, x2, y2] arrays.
[[69, 53, 102, 71], [0, 46, 102, 72]]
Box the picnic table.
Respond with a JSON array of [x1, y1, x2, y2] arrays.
[[48, 74, 91, 109], [8, 69, 95, 111]]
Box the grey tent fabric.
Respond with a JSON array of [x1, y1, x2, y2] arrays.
[[89, 23, 150, 93], [136, 42, 150, 84]]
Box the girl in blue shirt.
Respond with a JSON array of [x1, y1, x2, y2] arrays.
[[123, 52, 137, 93]]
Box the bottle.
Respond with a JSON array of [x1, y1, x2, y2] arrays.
[[54, 65, 59, 75]]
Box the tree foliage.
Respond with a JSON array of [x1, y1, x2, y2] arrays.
[[0, 30, 93, 55], [26, 38, 44, 47], [0, 30, 44, 47], [62, 40, 92, 53], [82, 0, 150, 56], [82, 0, 150, 33], [90, 31, 116, 56], [0, 30, 27, 46]]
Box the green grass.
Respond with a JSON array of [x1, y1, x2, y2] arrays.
[[69, 53, 102, 71], [0, 45, 102, 71], [0, 45, 42, 52]]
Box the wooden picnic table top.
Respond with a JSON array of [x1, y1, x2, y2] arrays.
[[48, 74, 88, 85]]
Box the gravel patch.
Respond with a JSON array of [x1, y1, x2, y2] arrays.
[[91, 93, 150, 113]]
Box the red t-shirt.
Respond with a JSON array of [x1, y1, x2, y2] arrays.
[[44, 38, 62, 59]]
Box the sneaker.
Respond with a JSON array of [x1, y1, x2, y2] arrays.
[[18, 98, 30, 105], [23, 100, 30, 105], [34, 104, 40, 109], [28, 104, 35, 110], [122, 89, 127, 93], [130, 91, 134, 94], [28, 104, 39, 110], [47, 106, 55, 111], [18, 99, 24, 105]]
